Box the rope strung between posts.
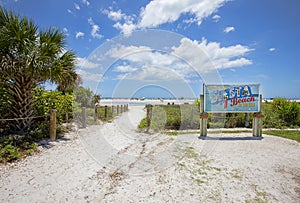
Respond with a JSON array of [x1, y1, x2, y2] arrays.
[[0, 111, 75, 122], [0, 115, 48, 122]]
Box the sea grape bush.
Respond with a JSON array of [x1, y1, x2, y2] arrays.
[[265, 98, 300, 128], [34, 88, 74, 123]]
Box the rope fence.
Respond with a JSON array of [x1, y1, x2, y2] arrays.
[[1, 104, 130, 140], [0, 115, 48, 122]]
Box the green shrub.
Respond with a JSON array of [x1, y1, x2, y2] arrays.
[[180, 104, 200, 129], [34, 88, 74, 123], [224, 113, 248, 128], [0, 135, 39, 163], [97, 106, 115, 121], [164, 105, 181, 130], [72, 104, 98, 125], [137, 98, 300, 131], [138, 118, 147, 129], [150, 106, 167, 131], [262, 102, 280, 128], [138, 104, 200, 131], [263, 98, 300, 128], [0, 144, 22, 162], [275, 99, 300, 126]]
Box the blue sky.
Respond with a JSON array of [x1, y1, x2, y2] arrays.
[[1, 0, 300, 98]]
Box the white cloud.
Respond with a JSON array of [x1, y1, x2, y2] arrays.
[[172, 37, 253, 71], [106, 45, 152, 58], [183, 18, 198, 25], [113, 22, 136, 37], [76, 58, 99, 69], [63, 27, 69, 35], [91, 24, 102, 39], [103, 9, 136, 36], [105, 37, 253, 81], [269, 47, 276, 52], [106, 9, 123, 21], [124, 66, 182, 81], [76, 69, 102, 82], [106, 45, 191, 81], [139, 0, 227, 28], [67, 9, 73, 14], [82, 0, 90, 6], [105, 0, 227, 36], [224, 26, 235, 33], [103, 9, 135, 22], [75, 31, 85, 38], [88, 18, 103, 39], [212, 14, 221, 22], [74, 3, 80, 10], [113, 65, 138, 73]]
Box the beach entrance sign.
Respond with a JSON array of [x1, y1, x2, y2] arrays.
[[204, 84, 260, 113], [200, 83, 263, 137]]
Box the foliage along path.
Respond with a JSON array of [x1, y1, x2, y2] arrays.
[[0, 106, 300, 202]]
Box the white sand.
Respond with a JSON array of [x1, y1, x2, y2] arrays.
[[0, 105, 299, 202]]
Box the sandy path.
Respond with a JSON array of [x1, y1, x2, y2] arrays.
[[0, 105, 299, 202]]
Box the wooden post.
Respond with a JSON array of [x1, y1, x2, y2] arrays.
[[146, 104, 152, 132], [82, 107, 87, 128], [117, 105, 120, 115], [121, 105, 123, 113], [199, 95, 208, 136], [94, 105, 98, 121], [104, 105, 108, 121], [112, 105, 115, 117], [50, 109, 56, 140], [252, 95, 263, 137], [245, 113, 250, 128]]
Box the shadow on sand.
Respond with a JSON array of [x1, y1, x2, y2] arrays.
[[38, 137, 72, 149], [198, 136, 264, 141]]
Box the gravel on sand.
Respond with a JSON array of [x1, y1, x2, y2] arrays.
[[0, 106, 299, 202]]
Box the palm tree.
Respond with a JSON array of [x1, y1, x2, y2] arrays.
[[55, 52, 78, 94], [93, 94, 101, 104], [0, 7, 77, 133]]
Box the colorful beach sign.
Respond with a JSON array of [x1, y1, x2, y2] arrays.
[[204, 84, 260, 112]]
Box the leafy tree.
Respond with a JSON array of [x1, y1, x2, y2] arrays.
[[93, 94, 101, 104], [0, 7, 77, 133], [74, 86, 94, 108]]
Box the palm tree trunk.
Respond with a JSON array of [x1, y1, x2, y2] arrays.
[[8, 75, 35, 133]]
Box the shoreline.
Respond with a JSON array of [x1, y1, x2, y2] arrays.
[[99, 98, 196, 106]]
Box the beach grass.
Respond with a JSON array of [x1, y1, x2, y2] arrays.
[[263, 130, 300, 142]]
